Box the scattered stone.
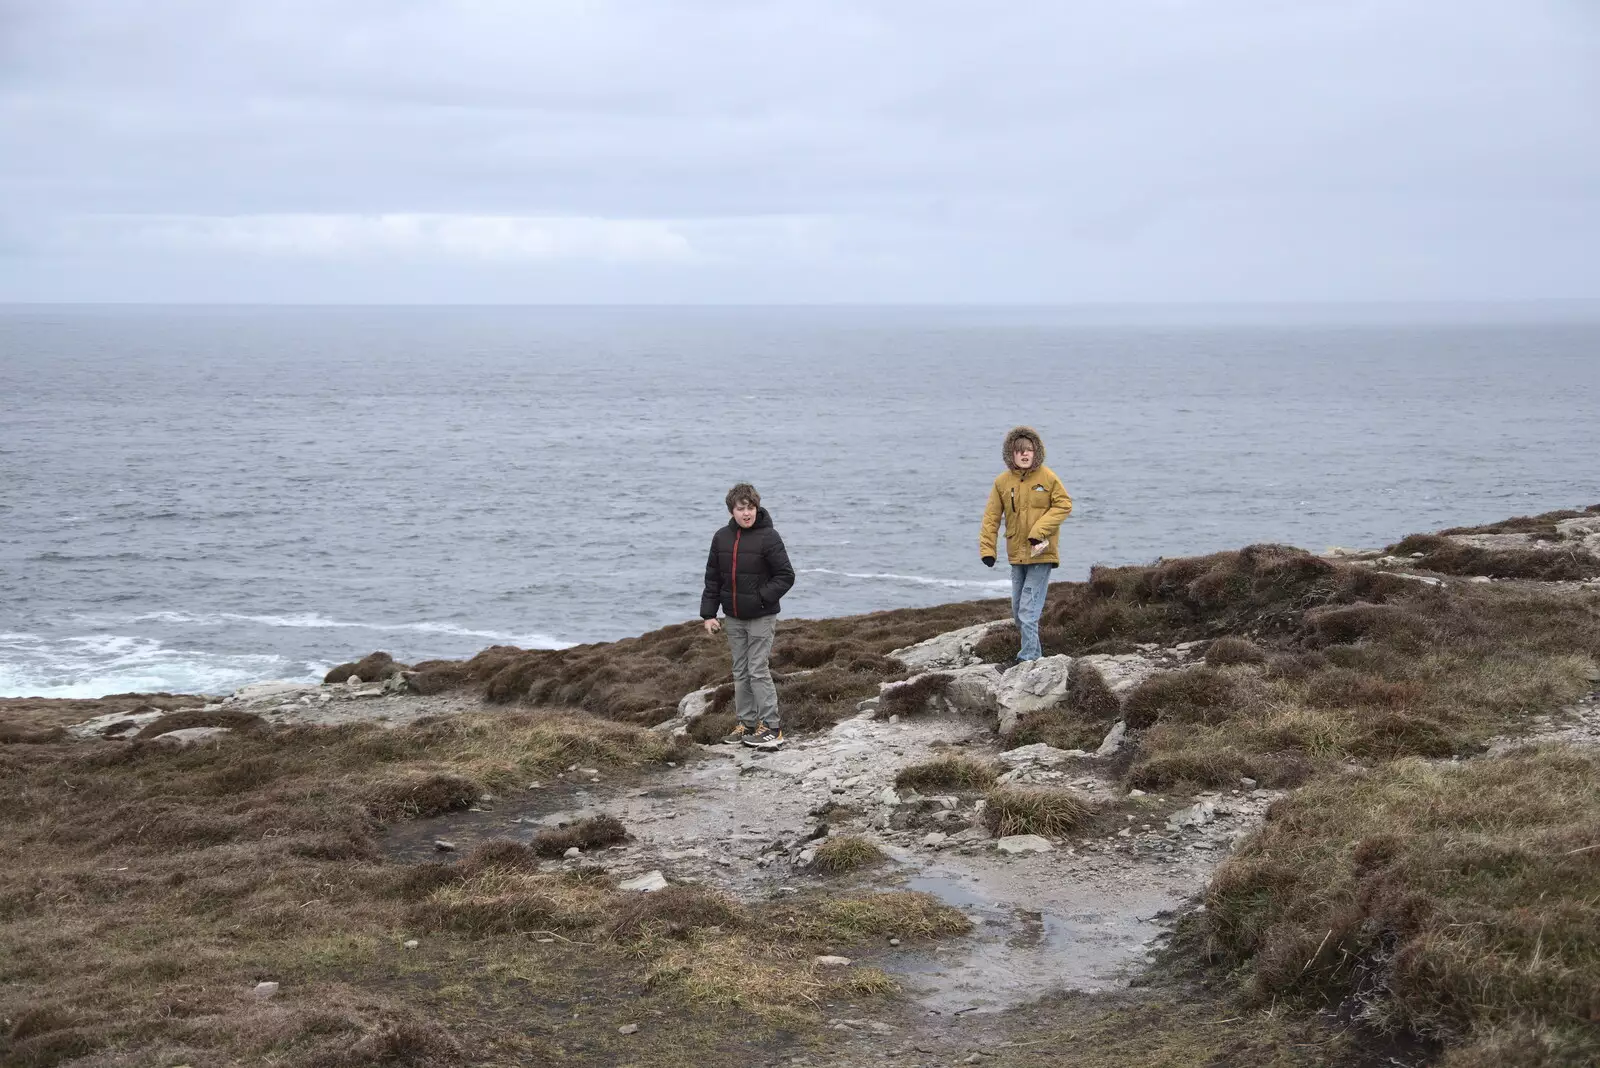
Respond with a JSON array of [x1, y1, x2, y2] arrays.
[[618, 870, 669, 893], [252, 981, 279, 1000], [1166, 802, 1216, 831], [345, 675, 363, 688], [995, 834, 1053, 854], [618, 1024, 639, 1035], [563, 847, 581, 859], [433, 840, 456, 853], [879, 787, 901, 806], [921, 831, 949, 848], [403, 939, 419, 949], [888, 937, 901, 946], [1128, 788, 1147, 798], [1239, 777, 1257, 789], [814, 955, 853, 967]]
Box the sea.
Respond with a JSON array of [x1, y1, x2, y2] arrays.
[[3, 304, 1597, 699]]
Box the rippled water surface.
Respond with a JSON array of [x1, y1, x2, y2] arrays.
[[3, 305, 1596, 696]]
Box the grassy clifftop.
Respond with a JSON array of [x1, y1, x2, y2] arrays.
[[1, 505, 1597, 1067]]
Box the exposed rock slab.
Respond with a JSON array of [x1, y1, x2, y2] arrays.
[[889, 620, 1011, 672]]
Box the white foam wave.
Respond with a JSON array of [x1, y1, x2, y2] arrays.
[[799, 568, 1011, 591], [80, 611, 573, 649], [0, 632, 324, 699]]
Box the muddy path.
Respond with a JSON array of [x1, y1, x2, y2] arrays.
[[384, 699, 1279, 1024]]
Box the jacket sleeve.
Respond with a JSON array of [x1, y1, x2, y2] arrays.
[[700, 537, 721, 619], [978, 481, 1003, 558], [1028, 477, 1073, 542], [758, 531, 796, 606]]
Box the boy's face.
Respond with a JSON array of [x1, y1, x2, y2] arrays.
[[732, 502, 758, 528], [1012, 444, 1035, 469]]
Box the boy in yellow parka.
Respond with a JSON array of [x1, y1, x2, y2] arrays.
[[978, 426, 1073, 662]]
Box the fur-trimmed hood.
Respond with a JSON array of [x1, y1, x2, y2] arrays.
[[1002, 426, 1045, 473]]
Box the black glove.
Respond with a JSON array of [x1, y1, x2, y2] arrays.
[[981, 555, 995, 567]]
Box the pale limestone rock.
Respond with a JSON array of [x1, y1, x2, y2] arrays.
[[994, 655, 1074, 735], [996, 743, 1083, 768], [995, 834, 1053, 854], [66, 710, 166, 739], [889, 620, 1011, 671], [1095, 721, 1126, 758], [619, 870, 669, 893], [152, 727, 234, 747]]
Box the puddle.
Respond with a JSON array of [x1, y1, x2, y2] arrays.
[[881, 868, 1168, 1014]]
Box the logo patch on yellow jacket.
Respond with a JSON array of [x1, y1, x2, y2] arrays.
[[1032, 484, 1047, 492]]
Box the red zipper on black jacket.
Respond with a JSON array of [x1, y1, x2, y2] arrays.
[[730, 529, 743, 618]]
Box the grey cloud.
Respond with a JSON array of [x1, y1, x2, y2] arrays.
[[1, 0, 1597, 301]]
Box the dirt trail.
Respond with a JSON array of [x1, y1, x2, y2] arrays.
[[384, 692, 1278, 1018]]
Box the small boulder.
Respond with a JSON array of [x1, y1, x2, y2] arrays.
[[814, 955, 853, 967], [994, 655, 1074, 735], [252, 981, 280, 1000], [433, 840, 457, 853], [618, 1024, 639, 1035]]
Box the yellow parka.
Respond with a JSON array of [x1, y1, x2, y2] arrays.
[[979, 426, 1073, 566]]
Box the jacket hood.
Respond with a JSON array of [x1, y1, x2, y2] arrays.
[[1002, 426, 1045, 473], [727, 506, 774, 531]]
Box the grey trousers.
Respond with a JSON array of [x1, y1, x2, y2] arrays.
[[724, 615, 780, 729]]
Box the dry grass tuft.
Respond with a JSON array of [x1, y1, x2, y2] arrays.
[[983, 786, 1093, 837], [530, 815, 628, 857], [894, 754, 999, 792], [459, 839, 541, 874], [1124, 667, 1236, 729], [795, 891, 973, 943], [811, 835, 886, 874], [322, 651, 407, 685], [609, 885, 746, 941], [1205, 636, 1268, 666], [1204, 749, 1600, 1062], [366, 772, 482, 819], [1390, 533, 1600, 581], [1440, 506, 1599, 538], [132, 707, 266, 739], [876, 672, 954, 717]]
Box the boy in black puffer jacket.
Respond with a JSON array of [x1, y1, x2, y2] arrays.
[[699, 482, 795, 749]]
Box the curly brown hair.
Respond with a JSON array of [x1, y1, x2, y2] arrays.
[[724, 482, 761, 512]]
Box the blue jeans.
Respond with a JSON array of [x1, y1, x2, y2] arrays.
[[1010, 563, 1052, 661]]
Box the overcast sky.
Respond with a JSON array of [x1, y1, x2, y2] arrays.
[[2, 0, 1597, 303]]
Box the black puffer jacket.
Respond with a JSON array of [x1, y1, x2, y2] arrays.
[[700, 508, 795, 620]]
